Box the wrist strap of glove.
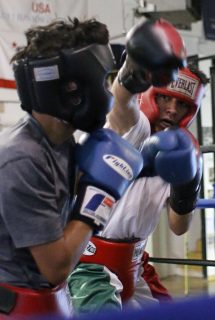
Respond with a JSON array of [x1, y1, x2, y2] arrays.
[[70, 183, 116, 232], [169, 167, 202, 215], [118, 59, 151, 94]]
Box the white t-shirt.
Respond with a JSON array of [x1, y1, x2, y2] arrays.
[[101, 111, 170, 242]]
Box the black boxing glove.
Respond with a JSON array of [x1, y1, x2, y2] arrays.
[[118, 18, 187, 94]]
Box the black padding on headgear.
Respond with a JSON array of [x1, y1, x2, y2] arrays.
[[13, 44, 115, 132], [13, 59, 33, 113]]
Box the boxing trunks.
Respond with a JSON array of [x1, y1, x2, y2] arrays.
[[0, 282, 72, 319], [80, 236, 145, 301], [141, 252, 172, 301]]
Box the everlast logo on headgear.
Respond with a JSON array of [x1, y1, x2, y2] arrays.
[[139, 67, 205, 128], [168, 74, 199, 100]]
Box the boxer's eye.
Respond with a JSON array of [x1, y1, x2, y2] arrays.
[[104, 78, 112, 93], [66, 81, 82, 106], [66, 81, 78, 92]]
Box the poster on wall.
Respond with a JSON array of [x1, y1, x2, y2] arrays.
[[0, 0, 87, 88], [202, 0, 215, 40]]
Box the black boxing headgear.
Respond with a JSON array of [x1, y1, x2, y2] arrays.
[[13, 44, 115, 132], [139, 67, 206, 128]]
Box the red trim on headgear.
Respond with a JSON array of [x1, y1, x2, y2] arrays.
[[138, 67, 205, 128], [154, 19, 187, 64]]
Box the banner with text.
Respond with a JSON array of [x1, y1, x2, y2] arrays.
[[0, 0, 87, 88]]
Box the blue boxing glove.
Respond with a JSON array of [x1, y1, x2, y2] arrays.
[[71, 129, 143, 231], [139, 128, 202, 214], [139, 128, 198, 185]]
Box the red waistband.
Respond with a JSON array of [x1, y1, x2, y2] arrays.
[[0, 283, 72, 318], [80, 236, 146, 301]]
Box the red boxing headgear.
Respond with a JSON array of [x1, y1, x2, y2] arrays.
[[139, 67, 205, 128]]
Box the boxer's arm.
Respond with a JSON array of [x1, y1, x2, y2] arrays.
[[30, 129, 143, 286], [107, 18, 186, 136], [30, 220, 93, 286], [107, 78, 140, 135], [168, 134, 202, 235], [167, 202, 193, 235], [139, 128, 201, 235]]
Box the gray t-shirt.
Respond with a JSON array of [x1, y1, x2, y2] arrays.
[[0, 114, 76, 288]]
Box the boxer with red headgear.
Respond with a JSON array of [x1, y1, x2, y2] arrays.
[[67, 19, 208, 314]]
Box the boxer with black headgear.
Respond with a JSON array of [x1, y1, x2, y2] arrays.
[[13, 41, 115, 132], [0, 17, 145, 318]]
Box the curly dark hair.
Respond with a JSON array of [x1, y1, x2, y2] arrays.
[[188, 63, 210, 85], [11, 17, 109, 61]]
